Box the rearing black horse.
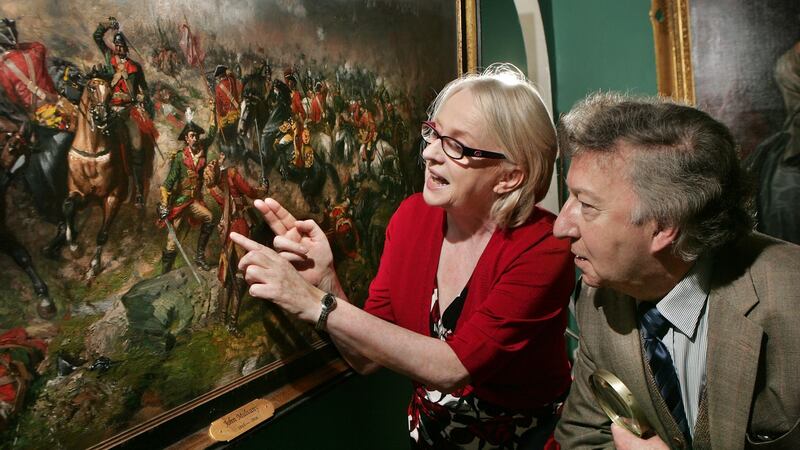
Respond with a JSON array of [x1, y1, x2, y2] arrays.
[[0, 116, 57, 318]]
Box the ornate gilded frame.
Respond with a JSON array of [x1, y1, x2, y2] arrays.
[[458, 0, 481, 75], [650, 0, 695, 104]]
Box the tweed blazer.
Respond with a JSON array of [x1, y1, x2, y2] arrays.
[[555, 233, 800, 450]]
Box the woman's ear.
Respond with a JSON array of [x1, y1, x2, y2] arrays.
[[493, 166, 525, 195]]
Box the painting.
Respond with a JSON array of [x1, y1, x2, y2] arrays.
[[652, 0, 800, 155], [652, 0, 800, 243], [0, 0, 477, 447]]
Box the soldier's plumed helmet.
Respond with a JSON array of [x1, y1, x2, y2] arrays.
[[0, 18, 18, 51], [112, 32, 128, 50], [178, 122, 206, 142]]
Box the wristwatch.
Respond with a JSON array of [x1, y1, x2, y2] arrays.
[[315, 292, 337, 331]]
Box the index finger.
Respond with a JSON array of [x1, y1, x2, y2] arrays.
[[229, 232, 269, 253], [254, 198, 297, 236]]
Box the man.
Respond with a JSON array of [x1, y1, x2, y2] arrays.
[[284, 69, 305, 122], [0, 18, 59, 319], [94, 17, 156, 206], [158, 109, 217, 273], [213, 64, 241, 144], [204, 151, 265, 334], [554, 92, 800, 450], [308, 81, 326, 131], [746, 41, 800, 245], [0, 19, 58, 115]]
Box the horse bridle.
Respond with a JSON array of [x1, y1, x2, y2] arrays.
[[88, 82, 111, 135], [71, 79, 113, 158]]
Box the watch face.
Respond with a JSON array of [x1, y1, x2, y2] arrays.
[[322, 293, 335, 308]]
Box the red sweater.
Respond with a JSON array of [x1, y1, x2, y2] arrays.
[[364, 194, 574, 409]]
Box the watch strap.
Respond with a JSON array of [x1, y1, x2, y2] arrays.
[[315, 292, 336, 331]]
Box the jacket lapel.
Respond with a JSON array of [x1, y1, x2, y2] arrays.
[[602, 295, 673, 438], [705, 263, 762, 450]]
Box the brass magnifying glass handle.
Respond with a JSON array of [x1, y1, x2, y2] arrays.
[[589, 369, 652, 437]]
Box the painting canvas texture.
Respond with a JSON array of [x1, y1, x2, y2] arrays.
[[0, 0, 459, 447], [689, 0, 800, 244], [689, 0, 800, 157]]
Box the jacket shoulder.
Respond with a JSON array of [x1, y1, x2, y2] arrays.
[[718, 233, 800, 287]]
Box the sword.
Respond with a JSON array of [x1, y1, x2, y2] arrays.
[[164, 218, 203, 285], [152, 138, 165, 160], [254, 116, 268, 188]]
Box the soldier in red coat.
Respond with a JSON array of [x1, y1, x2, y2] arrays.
[[213, 64, 243, 157], [94, 17, 156, 207], [204, 151, 266, 334], [284, 69, 306, 122], [0, 20, 58, 114], [0, 18, 58, 319], [213, 65, 241, 128], [308, 81, 327, 132]]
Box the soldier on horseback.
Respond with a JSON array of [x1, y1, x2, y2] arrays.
[[0, 18, 59, 319], [0, 18, 70, 129], [284, 68, 305, 122], [93, 17, 156, 207]]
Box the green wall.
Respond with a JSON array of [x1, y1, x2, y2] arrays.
[[481, 0, 529, 73], [240, 2, 657, 448], [540, 0, 657, 116]]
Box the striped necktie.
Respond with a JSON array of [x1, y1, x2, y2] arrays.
[[639, 302, 692, 445]]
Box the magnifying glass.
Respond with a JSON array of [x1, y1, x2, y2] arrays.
[[589, 369, 652, 437]]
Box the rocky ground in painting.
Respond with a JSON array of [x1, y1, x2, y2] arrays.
[[0, 186, 323, 447]]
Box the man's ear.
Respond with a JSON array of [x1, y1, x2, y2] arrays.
[[493, 166, 525, 195], [651, 223, 679, 254]]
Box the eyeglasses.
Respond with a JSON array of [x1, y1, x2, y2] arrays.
[[420, 121, 506, 160]]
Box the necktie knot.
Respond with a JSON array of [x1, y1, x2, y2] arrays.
[[639, 302, 670, 340]]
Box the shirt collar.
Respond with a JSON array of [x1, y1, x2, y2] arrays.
[[656, 257, 712, 339]]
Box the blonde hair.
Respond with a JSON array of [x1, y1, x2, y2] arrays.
[[427, 63, 556, 229]]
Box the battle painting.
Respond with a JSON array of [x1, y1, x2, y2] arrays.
[[0, 0, 464, 447]]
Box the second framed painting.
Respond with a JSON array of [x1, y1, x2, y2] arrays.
[[0, 0, 478, 447]]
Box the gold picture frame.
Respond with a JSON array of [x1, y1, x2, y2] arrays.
[[650, 0, 694, 104]]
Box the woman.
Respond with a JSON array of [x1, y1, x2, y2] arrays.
[[231, 63, 574, 449]]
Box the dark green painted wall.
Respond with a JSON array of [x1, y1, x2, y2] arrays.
[[540, 0, 657, 116], [481, 0, 528, 73], [238, 2, 657, 448]]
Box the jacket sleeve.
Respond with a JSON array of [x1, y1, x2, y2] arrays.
[[232, 169, 260, 199], [161, 155, 181, 202], [555, 283, 615, 449], [93, 23, 111, 65]]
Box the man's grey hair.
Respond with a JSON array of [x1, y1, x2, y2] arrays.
[[559, 92, 754, 261]]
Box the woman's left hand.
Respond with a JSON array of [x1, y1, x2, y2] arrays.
[[230, 231, 323, 323]]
